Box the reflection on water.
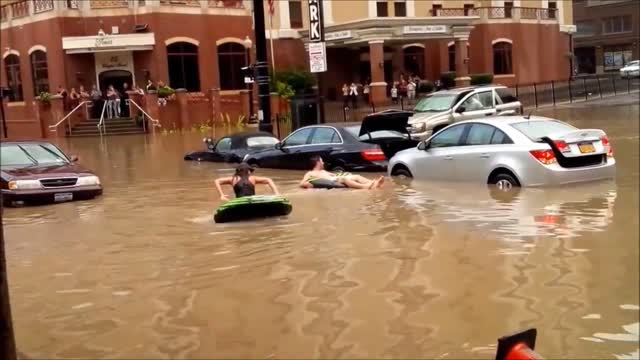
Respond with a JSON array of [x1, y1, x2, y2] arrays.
[[3, 100, 639, 359]]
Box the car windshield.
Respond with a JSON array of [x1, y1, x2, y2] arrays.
[[414, 93, 458, 112], [511, 120, 577, 141], [345, 126, 406, 140], [246, 136, 278, 147], [0, 143, 69, 167]]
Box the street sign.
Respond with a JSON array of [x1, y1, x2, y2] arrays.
[[308, 0, 323, 42], [308, 42, 327, 73]]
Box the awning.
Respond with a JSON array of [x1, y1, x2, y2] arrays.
[[62, 33, 155, 54]]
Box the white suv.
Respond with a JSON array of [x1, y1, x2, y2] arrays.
[[620, 60, 639, 79], [408, 85, 522, 140]]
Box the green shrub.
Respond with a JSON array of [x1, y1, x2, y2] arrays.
[[440, 72, 456, 89], [417, 80, 434, 94], [157, 86, 175, 98], [275, 81, 295, 99], [271, 69, 316, 95], [37, 91, 51, 103], [470, 73, 494, 85]]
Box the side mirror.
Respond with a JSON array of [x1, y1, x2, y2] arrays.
[[70, 155, 79, 162], [275, 143, 283, 150], [455, 106, 466, 114], [417, 141, 429, 151]]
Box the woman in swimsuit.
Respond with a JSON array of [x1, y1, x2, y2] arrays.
[[214, 163, 280, 201]]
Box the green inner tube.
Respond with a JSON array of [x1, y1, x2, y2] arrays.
[[214, 195, 292, 223]]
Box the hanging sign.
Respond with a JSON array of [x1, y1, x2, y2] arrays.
[[308, 0, 324, 42], [308, 42, 327, 73]]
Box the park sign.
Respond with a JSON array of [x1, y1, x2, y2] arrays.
[[307, 0, 326, 73]]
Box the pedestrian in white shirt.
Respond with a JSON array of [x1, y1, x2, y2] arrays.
[[407, 80, 416, 100], [349, 82, 359, 109]]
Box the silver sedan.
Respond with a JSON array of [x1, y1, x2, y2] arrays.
[[388, 116, 616, 189]]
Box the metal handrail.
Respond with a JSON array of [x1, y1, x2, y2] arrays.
[[48, 100, 91, 133], [129, 99, 161, 133], [97, 101, 108, 135]]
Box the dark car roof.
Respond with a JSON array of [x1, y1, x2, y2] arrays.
[[224, 131, 277, 149]]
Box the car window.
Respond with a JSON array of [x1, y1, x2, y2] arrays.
[[414, 93, 458, 112], [430, 125, 466, 148], [1, 145, 37, 166], [494, 91, 503, 105], [490, 128, 514, 144], [14, 144, 69, 165], [496, 88, 518, 104], [511, 120, 576, 141], [284, 128, 313, 146], [477, 91, 494, 108], [215, 138, 232, 151], [465, 124, 496, 145], [246, 136, 278, 147], [460, 94, 489, 112], [310, 127, 341, 144]]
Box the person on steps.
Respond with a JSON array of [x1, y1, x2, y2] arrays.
[[214, 163, 280, 201], [300, 156, 384, 190]]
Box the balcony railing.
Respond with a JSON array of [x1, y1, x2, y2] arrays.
[[1, 5, 8, 22], [10, 0, 29, 19], [475, 7, 558, 21], [33, 0, 54, 13], [208, 0, 244, 8], [432, 8, 477, 17], [90, 0, 130, 9], [160, 0, 200, 6]]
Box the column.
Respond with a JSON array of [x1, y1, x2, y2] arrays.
[[595, 46, 604, 75], [175, 89, 187, 130], [454, 37, 470, 87], [369, 40, 387, 106]]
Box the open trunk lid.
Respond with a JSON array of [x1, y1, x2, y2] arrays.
[[358, 110, 419, 159], [540, 129, 610, 168]]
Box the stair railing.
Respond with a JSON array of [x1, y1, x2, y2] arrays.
[[128, 99, 161, 133], [97, 101, 108, 136], [48, 101, 91, 136]]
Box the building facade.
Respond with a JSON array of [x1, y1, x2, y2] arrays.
[[1, 0, 575, 129], [573, 0, 639, 75]]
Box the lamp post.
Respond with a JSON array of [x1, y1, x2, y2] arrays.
[[252, 0, 272, 133], [243, 36, 255, 122]]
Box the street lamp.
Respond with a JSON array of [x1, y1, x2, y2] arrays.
[[243, 36, 255, 122]]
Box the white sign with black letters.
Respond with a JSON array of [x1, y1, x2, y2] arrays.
[[308, 42, 327, 73], [308, 0, 323, 42], [403, 25, 447, 34]]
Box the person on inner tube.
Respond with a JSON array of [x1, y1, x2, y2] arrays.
[[214, 163, 280, 201], [299, 156, 384, 189]]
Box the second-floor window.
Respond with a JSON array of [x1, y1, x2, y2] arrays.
[[576, 20, 596, 37], [504, 2, 513, 18], [548, 1, 557, 19], [289, 0, 303, 29], [464, 3, 474, 16], [394, 0, 406, 17], [377, 1, 388, 17], [602, 15, 632, 34], [431, 4, 442, 16]]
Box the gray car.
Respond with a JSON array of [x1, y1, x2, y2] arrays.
[[408, 85, 522, 140], [389, 116, 616, 189]]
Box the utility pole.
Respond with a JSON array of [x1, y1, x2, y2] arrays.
[[0, 196, 18, 360], [252, 0, 272, 133]]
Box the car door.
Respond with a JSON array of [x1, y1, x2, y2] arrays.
[[454, 123, 515, 182], [411, 123, 468, 181], [304, 127, 343, 167], [212, 137, 232, 162], [495, 88, 521, 114], [452, 91, 496, 122], [272, 127, 314, 169]]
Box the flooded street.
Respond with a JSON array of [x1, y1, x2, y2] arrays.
[[4, 95, 639, 359]]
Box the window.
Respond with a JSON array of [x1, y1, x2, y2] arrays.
[[465, 124, 497, 146], [602, 15, 632, 34], [1, 143, 69, 166], [477, 91, 494, 108], [547, 2, 557, 19], [289, 0, 303, 28], [215, 137, 232, 151], [460, 94, 489, 112], [511, 120, 576, 141], [30, 50, 49, 97], [218, 42, 247, 90], [431, 4, 442, 16], [603, 46, 633, 71], [464, 3, 474, 16], [576, 20, 596, 37], [504, 1, 513, 18], [430, 125, 466, 148], [284, 128, 313, 146], [493, 42, 513, 75], [4, 54, 23, 102], [394, 0, 406, 16], [311, 127, 341, 144], [490, 129, 513, 144], [246, 137, 279, 147], [496, 88, 518, 103], [377, 1, 388, 17], [167, 42, 200, 91], [448, 44, 456, 71]]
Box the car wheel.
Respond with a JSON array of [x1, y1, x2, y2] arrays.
[[492, 173, 519, 191], [392, 166, 413, 179], [331, 165, 346, 173]]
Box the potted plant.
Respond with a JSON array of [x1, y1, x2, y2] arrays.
[[37, 91, 52, 108]]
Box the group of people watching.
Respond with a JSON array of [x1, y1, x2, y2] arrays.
[[341, 73, 422, 108]]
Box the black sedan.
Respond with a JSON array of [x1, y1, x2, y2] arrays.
[[244, 110, 419, 171], [184, 131, 279, 163]]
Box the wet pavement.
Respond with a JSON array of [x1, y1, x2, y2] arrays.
[[4, 95, 639, 359]]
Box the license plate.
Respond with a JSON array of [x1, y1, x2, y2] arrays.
[[578, 143, 595, 154], [54, 193, 73, 202]]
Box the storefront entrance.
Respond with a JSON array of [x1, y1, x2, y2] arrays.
[[99, 70, 133, 93]]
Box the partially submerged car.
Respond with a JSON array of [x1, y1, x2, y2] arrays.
[[184, 131, 279, 163], [1, 141, 102, 206], [244, 110, 419, 171], [620, 60, 639, 79], [389, 115, 615, 188]]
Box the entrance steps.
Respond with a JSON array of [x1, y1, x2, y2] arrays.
[[67, 117, 146, 137]]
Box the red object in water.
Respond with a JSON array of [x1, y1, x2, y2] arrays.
[[495, 328, 543, 360], [505, 342, 544, 360]]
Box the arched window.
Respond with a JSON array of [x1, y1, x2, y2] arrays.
[[493, 42, 513, 75], [30, 50, 49, 97], [166, 42, 200, 91], [218, 43, 247, 91], [4, 55, 23, 102]]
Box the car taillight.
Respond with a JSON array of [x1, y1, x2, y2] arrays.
[[554, 140, 571, 153], [602, 136, 614, 157], [361, 149, 386, 162], [530, 149, 557, 165]]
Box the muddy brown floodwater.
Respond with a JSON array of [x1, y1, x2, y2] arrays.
[[4, 95, 639, 359]]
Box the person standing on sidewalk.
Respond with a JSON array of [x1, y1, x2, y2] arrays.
[[349, 82, 359, 109]]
